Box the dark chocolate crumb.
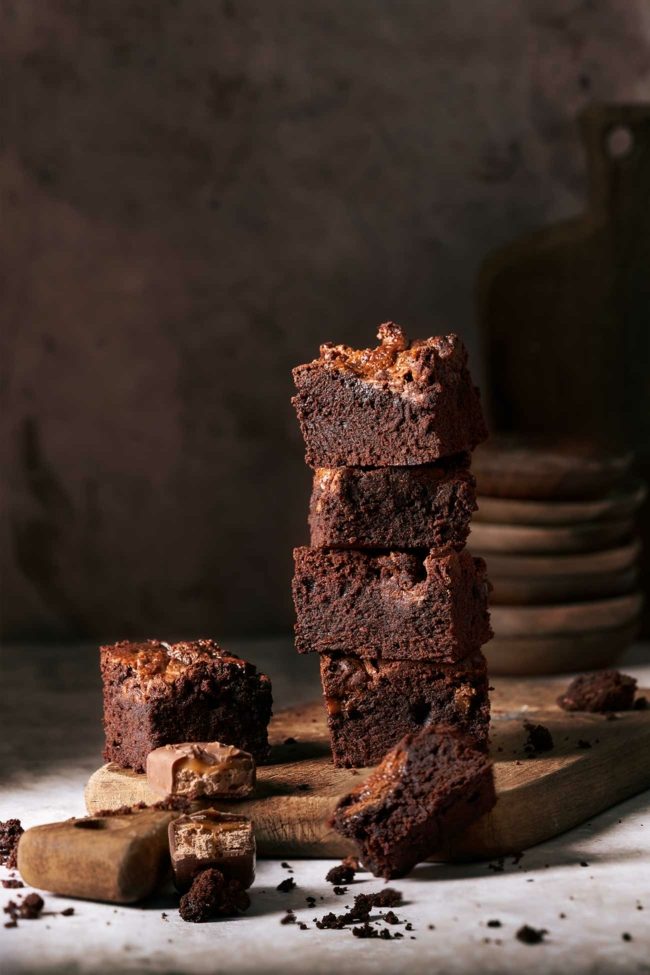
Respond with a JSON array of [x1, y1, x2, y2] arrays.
[[516, 925, 547, 944], [383, 911, 401, 924], [559, 913, 567, 919], [622, 932, 632, 941], [277, 877, 296, 893], [281, 862, 292, 869], [487, 919, 502, 928], [281, 910, 297, 925], [0, 820, 24, 870], [299, 922, 309, 930], [179, 868, 250, 923], [60, 907, 75, 917], [333, 886, 347, 895], [352, 921, 396, 939], [326, 864, 355, 885], [306, 896, 316, 907], [1, 879, 24, 889], [428, 923, 435, 930], [580, 861, 589, 867], [405, 922, 413, 931], [523, 722, 554, 756]]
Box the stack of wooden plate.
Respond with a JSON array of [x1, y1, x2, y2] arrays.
[[470, 438, 646, 675]]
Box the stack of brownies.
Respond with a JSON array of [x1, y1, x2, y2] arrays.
[[291, 323, 493, 767]]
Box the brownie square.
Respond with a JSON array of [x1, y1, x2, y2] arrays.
[[321, 651, 490, 767], [292, 323, 487, 467], [293, 547, 492, 661], [309, 457, 476, 551], [101, 640, 272, 772], [329, 724, 496, 878]]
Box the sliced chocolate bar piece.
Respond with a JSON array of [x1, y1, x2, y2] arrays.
[[169, 809, 255, 892], [146, 742, 255, 799], [329, 724, 496, 879]]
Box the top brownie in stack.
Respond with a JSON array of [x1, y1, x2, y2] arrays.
[[101, 639, 272, 772], [292, 323, 487, 467]]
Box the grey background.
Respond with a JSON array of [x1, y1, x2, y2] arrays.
[[2, 0, 649, 641]]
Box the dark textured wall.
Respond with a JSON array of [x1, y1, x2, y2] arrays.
[[2, 1, 649, 640]]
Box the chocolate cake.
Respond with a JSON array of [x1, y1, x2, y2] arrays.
[[321, 652, 490, 766], [101, 640, 272, 772], [293, 547, 492, 661], [292, 324, 487, 468], [330, 724, 496, 878], [309, 458, 476, 551], [557, 670, 637, 713]]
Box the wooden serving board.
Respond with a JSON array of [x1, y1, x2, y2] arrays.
[[86, 676, 650, 861]]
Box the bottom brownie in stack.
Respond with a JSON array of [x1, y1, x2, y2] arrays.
[[320, 651, 490, 767]]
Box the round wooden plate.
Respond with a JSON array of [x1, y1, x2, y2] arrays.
[[469, 517, 634, 555], [489, 566, 639, 605], [489, 592, 644, 637], [472, 437, 634, 501], [474, 479, 646, 526], [485, 621, 641, 676]]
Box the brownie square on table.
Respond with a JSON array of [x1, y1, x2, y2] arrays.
[[309, 457, 476, 551], [330, 724, 496, 878], [292, 323, 487, 468], [293, 547, 492, 661], [101, 640, 272, 772], [321, 651, 490, 767]]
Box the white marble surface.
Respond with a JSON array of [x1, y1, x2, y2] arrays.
[[2, 640, 650, 975]]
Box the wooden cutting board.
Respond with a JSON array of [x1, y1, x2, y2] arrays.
[[85, 676, 650, 861]]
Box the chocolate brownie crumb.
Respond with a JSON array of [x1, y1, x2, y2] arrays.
[[316, 911, 350, 930], [2, 878, 24, 889], [354, 889, 403, 915], [557, 671, 637, 713], [516, 925, 547, 944], [277, 877, 296, 893], [622, 932, 632, 941], [179, 868, 250, 923], [306, 896, 316, 907], [281, 910, 297, 925], [523, 722, 554, 755], [487, 919, 502, 928], [580, 861, 589, 867], [326, 864, 355, 885], [0, 820, 24, 870], [383, 911, 401, 924], [61, 907, 74, 917], [281, 862, 292, 869], [352, 921, 396, 939], [333, 886, 347, 895]]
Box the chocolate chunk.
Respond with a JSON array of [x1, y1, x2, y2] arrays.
[[179, 868, 250, 923], [169, 809, 255, 892], [146, 741, 255, 800]]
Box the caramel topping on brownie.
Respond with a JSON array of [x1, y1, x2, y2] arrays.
[[314, 323, 462, 389]]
